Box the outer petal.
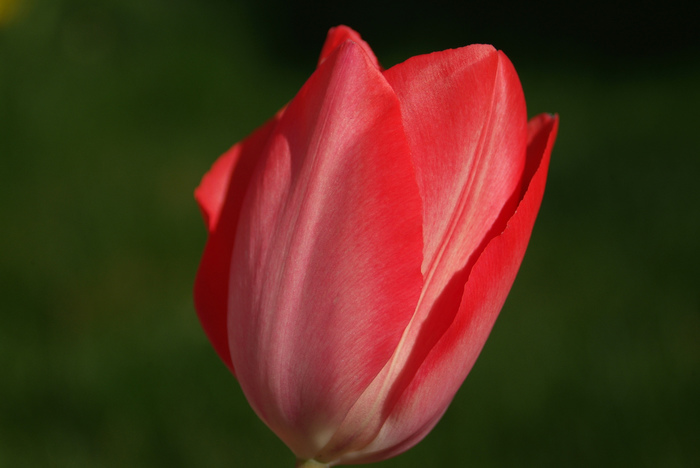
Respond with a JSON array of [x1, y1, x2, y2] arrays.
[[345, 114, 559, 464], [318, 25, 380, 70], [194, 115, 281, 372], [228, 41, 424, 460], [317, 46, 529, 461]]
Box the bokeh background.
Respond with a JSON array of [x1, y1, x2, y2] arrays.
[[1, 0, 698, 466]]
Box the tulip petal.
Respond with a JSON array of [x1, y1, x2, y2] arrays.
[[318, 25, 381, 71], [228, 41, 424, 459], [385, 45, 528, 302], [381, 49, 529, 401], [345, 114, 559, 465], [194, 115, 281, 372], [316, 47, 530, 460]]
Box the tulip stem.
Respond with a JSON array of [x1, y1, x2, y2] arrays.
[[295, 459, 329, 468]]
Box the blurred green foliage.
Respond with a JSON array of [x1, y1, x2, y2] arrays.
[[1, 0, 698, 466]]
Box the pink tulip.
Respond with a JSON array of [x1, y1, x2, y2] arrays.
[[194, 25, 558, 466]]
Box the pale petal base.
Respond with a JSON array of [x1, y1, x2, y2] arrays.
[[295, 459, 329, 468]]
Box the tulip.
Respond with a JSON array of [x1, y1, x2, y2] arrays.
[[194, 25, 558, 466]]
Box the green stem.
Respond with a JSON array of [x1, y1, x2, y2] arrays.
[[295, 459, 329, 468]]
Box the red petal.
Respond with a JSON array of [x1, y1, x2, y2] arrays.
[[315, 48, 530, 461], [195, 149, 236, 233], [228, 41, 423, 459], [193, 115, 281, 372], [318, 47, 530, 457], [318, 25, 381, 70], [346, 114, 559, 464], [385, 46, 528, 301]]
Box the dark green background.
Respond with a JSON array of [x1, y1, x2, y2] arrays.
[[1, 0, 698, 466]]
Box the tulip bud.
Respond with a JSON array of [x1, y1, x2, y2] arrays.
[[194, 25, 558, 466]]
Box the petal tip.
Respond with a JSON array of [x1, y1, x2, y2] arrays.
[[318, 25, 381, 70]]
